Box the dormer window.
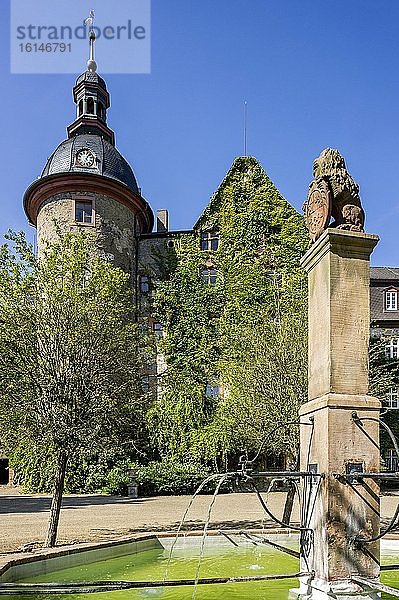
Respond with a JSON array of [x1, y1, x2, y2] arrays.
[[385, 290, 398, 311], [201, 231, 219, 251]]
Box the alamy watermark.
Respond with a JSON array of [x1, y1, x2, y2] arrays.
[[10, 0, 151, 74]]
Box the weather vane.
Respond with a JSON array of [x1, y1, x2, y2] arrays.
[[84, 9, 97, 72], [84, 9, 95, 31]]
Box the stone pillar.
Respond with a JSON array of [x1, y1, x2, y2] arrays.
[[298, 229, 380, 599]]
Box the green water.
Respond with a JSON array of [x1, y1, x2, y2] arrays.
[[7, 537, 399, 599], [8, 538, 300, 600]]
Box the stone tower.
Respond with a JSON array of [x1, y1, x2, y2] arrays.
[[23, 31, 153, 278]]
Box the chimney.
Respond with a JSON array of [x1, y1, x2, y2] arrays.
[[156, 209, 169, 233]]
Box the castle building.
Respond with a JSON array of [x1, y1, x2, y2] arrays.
[[17, 37, 311, 477], [0, 36, 394, 486]]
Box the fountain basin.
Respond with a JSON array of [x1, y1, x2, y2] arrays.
[[2, 533, 399, 599]]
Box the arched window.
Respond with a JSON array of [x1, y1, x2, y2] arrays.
[[78, 100, 83, 116], [98, 102, 105, 120], [87, 97, 94, 114]]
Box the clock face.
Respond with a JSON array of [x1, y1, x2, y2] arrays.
[[76, 149, 95, 168]]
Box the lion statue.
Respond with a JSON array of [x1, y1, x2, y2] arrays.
[[303, 148, 365, 242]]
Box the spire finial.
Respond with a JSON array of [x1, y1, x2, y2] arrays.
[[84, 9, 97, 72]]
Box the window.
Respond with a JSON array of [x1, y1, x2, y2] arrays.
[[201, 268, 217, 285], [78, 100, 83, 116], [75, 200, 93, 224], [140, 275, 150, 293], [257, 233, 267, 256], [201, 231, 219, 251], [87, 97, 95, 114], [384, 388, 399, 409], [386, 338, 399, 359], [386, 449, 399, 472], [153, 322, 164, 337], [98, 101, 105, 120], [141, 375, 149, 394], [205, 384, 219, 398], [266, 271, 282, 286], [386, 290, 398, 311]]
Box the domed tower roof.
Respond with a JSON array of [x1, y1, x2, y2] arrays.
[[24, 30, 153, 233], [41, 135, 140, 194], [74, 70, 107, 89]]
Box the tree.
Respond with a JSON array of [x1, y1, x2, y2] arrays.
[[0, 232, 148, 547], [216, 273, 307, 466]]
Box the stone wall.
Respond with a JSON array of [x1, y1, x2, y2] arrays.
[[37, 191, 137, 279]]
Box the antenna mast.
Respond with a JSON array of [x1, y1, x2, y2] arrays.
[[243, 101, 248, 157]]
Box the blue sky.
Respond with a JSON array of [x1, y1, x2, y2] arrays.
[[1, 0, 399, 265]]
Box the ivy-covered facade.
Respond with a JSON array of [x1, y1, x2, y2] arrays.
[[137, 156, 309, 469]]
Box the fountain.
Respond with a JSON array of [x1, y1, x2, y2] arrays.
[[295, 148, 381, 599]]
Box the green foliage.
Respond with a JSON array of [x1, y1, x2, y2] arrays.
[[0, 157, 311, 495], [13, 453, 213, 497], [369, 332, 399, 459], [9, 444, 134, 495], [135, 459, 212, 496], [0, 231, 150, 493], [8, 443, 57, 492], [150, 157, 309, 466], [101, 461, 133, 495], [218, 287, 307, 464], [369, 332, 399, 400]]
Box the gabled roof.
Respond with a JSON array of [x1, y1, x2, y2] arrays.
[[194, 155, 299, 230], [370, 267, 399, 281]]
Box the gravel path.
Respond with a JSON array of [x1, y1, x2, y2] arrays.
[[1, 486, 398, 554], [0, 487, 298, 553]]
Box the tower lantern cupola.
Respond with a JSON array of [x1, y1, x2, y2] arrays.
[[67, 31, 115, 145]]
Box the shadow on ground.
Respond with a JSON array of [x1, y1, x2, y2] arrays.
[[122, 519, 289, 533], [0, 495, 154, 514]]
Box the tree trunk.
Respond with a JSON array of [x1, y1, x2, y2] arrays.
[[282, 483, 296, 525], [45, 449, 68, 548], [282, 453, 299, 525]]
